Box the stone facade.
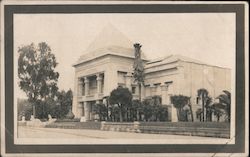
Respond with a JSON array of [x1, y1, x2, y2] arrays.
[[72, 25, 231, 122]]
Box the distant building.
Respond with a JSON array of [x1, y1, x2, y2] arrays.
[[72, 25, 231, 122]]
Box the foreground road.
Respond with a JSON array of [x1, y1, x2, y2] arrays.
[[17, 126, 231, 143]]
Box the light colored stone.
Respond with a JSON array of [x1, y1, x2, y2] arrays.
[[72, 26, 231, 123], [171, 104, 178, 122], [80, 116, 86, 122], [21, 116, 25, 122]]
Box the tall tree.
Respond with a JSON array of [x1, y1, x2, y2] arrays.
[[211, 103, 224, 122], [171, 95, 190, 121], [213, 90, 231, 122], [56, 89, 73, 118], [141, 96, 168, 122], [197, 88, 209, 122], [133, 43, 144, 100], [131, 99, 143, 121], [93, 103, 108, 121], [18, 42, 59, 118], [133, 43, 144, 120], [109, 86, 132, 122]]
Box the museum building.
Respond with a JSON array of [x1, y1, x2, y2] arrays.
[[72, 25, 231, 122]]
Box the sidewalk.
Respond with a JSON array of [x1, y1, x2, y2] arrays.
[[17, 126, 232, 145]]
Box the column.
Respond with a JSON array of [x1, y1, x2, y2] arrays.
[[150, 84, 156, 96], [84, 101, 90, 121], [96, 74, 103, 94], [171, 103, 178, 122], [167, 83, 173, 105], [161, 84, 168, 105], [125, 72, 133, 91], [84, 77, 89, 96], [78, 78, 83, 96], [89, 103, 93, 121], [77, 102, 83, 117]]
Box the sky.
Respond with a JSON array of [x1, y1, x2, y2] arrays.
[[14, 13, 235, 98]]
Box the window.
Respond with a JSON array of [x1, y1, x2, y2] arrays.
[[132, 87, 136, 94]]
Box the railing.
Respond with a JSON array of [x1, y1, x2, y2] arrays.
[[78, 93, 104, 101], [89, 88, 97, 95]]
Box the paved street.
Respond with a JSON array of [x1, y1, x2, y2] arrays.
[[19, 125, 203, 139], [17, 126, 230, 143]]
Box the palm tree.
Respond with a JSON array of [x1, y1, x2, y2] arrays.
[[205, 96, 213, 121], [214, 90, 231, 122], [131, 100, 142, 121], [211, 103, 224, 122], [151, 96, 162, 121], [133, 43, 144, 120], [170, 95, 190, 121], [197, 88, 209, 122], [187, 99, 194, 122], [141, 98, 153, 121]]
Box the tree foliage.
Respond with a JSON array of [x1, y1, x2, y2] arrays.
[[109, 86, 132, 122], [210, 102, 224, 122], [213, 90, 231, 122], [171, 95, 190, 109], [197, 88, 210, 122], [93, 103, 108, 121], [109, 86, 132, 106], [133, 43, 145, 120], [142, 96, 168, 122], [18, 42, 59, 117], [130, 99, 143, 121], [17, 98, 33, 121], [171, 95, 190, 121], [133, 43, 144, 84], [33, 89, 73, 119], [55, 89, 73, 118]]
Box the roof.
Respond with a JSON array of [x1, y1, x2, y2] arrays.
[[74, 24, 147, 66], [86, 23, 133, 52], [146, 54, 206, 68], [145, 54, 229, 69]]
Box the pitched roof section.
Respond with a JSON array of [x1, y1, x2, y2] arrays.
[[86, 24, 133, 52], [74, 24, 147, 66], [145, 54, 207, 68]]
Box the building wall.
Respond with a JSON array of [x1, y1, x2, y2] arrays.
[[73, 54, 139, 118], [73, 56, 107, 118], [180, 61, 231, 121], [144, 69, 177, 98], [73, 54, 231, 122], [142, 60, 231, 122], [180, 61, 231, 102]]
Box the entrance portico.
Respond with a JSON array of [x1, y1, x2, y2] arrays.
[[75, 73, 104, 121]]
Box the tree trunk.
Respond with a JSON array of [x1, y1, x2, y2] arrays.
[[33, 105, 36, 118], [119, 104, 123, 122], [177, 108, 180, 121], [42, 103, 45, 119], [136, 83, 141, 121], [202, 95, 205, 122], [189, 104, 194, 122], [106, 99, 109, 121], [119, 109, 123, 122]]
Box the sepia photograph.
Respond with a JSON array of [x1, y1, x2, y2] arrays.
[[1, 1, 248, 156], [14, 12, 235, 144]]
